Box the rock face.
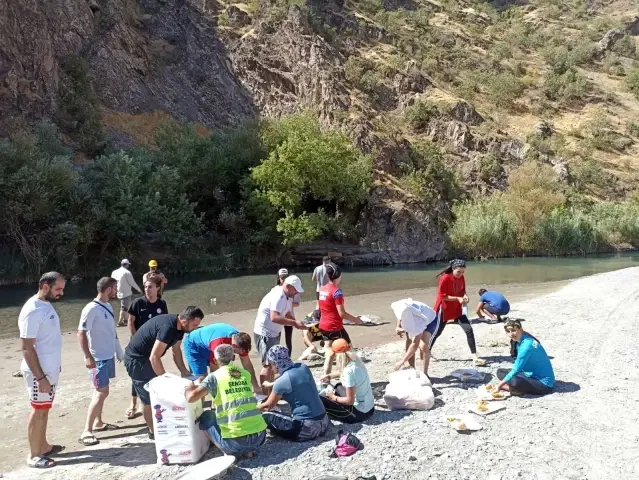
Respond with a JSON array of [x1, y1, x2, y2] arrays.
[[0, 0, 256, 136], [595, 16, 639, 57]]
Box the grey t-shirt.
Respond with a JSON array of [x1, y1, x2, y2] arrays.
[[313, 265, 329, 292]]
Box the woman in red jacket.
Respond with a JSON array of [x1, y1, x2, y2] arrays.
[[430, 259, 486, 366]]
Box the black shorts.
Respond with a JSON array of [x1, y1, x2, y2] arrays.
[[320, 328, 351, 344], [316, 291, 320, 300], [308, 324, 324, 342], [124, 356, 156, 405]]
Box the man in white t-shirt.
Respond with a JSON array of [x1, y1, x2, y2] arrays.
[[111, 259, 142, 327], [391, 298, 438, 378], [253, 275, 306, 388], [77, 277, 123, 447], [18, 272, 65, 469]]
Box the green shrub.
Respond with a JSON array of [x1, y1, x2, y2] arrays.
[[541, 41, 594, 74], [627, 68, 639, 98], [484, 72, 524, 108], [405, 101, 441, 132], [612, 35, 637, 58], [627, 121, 639, 137], [477, 154, 503, 182], [543, 69, 590, 101]]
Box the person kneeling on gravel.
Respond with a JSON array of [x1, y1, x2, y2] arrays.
[[258, 345, 330, 441], [319, 339, 375, 424], [185, 344, 267, 457], [495, 319, 555, 396]]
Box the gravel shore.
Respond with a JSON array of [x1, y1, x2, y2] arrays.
[[3, 267, 639, 480]]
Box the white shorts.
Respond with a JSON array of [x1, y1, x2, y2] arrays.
[[23, 371, 58, 410]]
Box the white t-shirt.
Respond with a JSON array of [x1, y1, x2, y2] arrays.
[[78, 299, 118, 361], [313, 265, 329, 292], [391, 298, 437, 336], [18, 295, 62, 380], [253, 286, 293, 338], [111, 267, 141, 299]]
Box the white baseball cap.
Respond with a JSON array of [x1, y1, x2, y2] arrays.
[[278, 268, 289, 276], [121, 258, 130, 265], [283, 275, 304, 293]]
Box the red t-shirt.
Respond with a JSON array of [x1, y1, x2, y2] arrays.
[[318, 283, 345, 332], [208, 337, 248, 364], [433, 273, 465, 322]]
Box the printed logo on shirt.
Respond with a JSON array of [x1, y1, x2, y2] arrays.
[[157, 308, 162, 313]]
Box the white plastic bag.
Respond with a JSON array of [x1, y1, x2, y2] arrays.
[[384, 368, 435, 411], [146, 374, 210, 465]]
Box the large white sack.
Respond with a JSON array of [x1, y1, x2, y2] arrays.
[[384, 368, 435, 411], [146, 374, 210, 465]]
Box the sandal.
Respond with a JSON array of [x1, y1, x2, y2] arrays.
[[93, 423, 119, 431], [473, 358, 488, 367], [28, 456, 56, 468], [125, 407, 140, 419], [148, 432, 155, 440], [43, 445, 65, 456], [78, 434, 100, 446]]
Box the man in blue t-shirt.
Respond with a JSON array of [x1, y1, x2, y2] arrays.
[[182, 323, 260, 393], [476, 289, 510, 322]]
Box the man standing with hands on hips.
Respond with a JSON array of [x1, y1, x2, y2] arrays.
[[77, 277, 124, 446], [19, 272, 66, 469]]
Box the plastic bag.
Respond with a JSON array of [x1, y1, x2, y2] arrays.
[[329, 430, 364, 457], [384, 368, 435, 411]]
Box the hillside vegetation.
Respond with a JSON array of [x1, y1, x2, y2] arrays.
[[2, 0, 639, 281]]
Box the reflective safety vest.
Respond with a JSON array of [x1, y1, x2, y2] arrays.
[[213, 364, 266, 439]]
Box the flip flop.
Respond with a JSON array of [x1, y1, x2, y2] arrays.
[[125, 407, 140, 419], [93, 423, 119, 431], [43, 445, 65, 456], [28, 456, 56, 468], [78, 434, 100, 446], [12, 370, 23, 378], [473, 358, 488, 367]]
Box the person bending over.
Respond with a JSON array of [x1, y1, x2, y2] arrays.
[[185, 344, 267, 457], [319, 339, 375, 424], [258, 345, 330, 441], [123, 307, 202, 439], [495, 319, 554, 396], [276, 268, 302, 355], [476, 288, 510, 322], [391, 298, 438, 378], [182, 323, 259, 392]]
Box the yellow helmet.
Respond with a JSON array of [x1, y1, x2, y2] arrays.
[[148, 259, 158, 268]]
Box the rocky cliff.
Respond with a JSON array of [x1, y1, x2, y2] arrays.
[[2, 0, 639, 265]]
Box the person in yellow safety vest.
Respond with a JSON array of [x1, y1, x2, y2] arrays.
[[185, 344, 266, 457]]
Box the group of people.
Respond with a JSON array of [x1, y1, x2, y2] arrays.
[[17, 257, 554, 469]]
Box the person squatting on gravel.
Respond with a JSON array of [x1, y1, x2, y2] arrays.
[[495, 319, 555, 396], [258, 345, 330, 441], [430, 259, 486, 366], [319, 339, 375, 424], [476, 288, 510, 322]]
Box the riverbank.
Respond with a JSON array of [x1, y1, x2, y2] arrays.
[[2, 268, 638, 479]]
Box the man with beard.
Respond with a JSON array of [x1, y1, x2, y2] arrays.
[[19, 272, 66, 469], [124, 306, 204, 439], [77, 277, 123, 446]]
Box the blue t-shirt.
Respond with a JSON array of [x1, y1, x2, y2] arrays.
[[504, 333, 555, 387], [479, 291, 510, 314], [273, 363, 325, 421], [183, 323, 239, 375]]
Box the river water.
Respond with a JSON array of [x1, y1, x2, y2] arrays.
[[1, 253, 638, 337]]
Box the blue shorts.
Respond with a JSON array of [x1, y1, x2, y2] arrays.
[[89, 358, 116, 389], [485, 304, 509, 316], [425, 317, 439, 336], [183, 338, 210, 376]]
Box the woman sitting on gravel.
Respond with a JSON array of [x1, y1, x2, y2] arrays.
[[320, 339, 375, 424], [430, 259, 486, 366], [495, 319, 555, 396], [258, 345, 331, 441]]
